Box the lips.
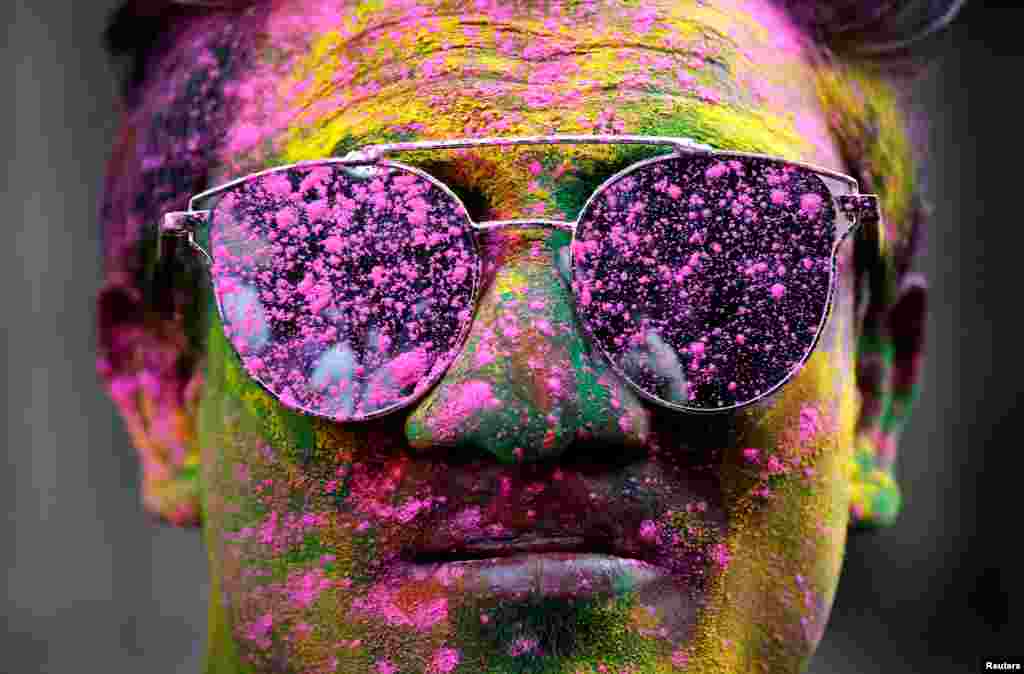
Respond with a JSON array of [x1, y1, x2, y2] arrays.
[[395, 461, 726, 580], [343, 455, 718, 647], [403, 492, 654, 569], [411, 534, 607, 563], [421, 553, 673, 601]]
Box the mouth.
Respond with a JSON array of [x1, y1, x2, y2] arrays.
[[404, 530, 691, 603], [358, 462, 715, 639], [410, 551, 674, 602], [410, 534, 613, 564]]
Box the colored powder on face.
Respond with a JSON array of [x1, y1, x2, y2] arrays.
[[799, 404, 820, 442], [710, 542, 732, 568], [428, 647, 460, 674], [102, 1, 906, 670], [474, 340, 497, 368]]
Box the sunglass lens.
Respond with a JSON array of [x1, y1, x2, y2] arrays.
[[572, 155, 836, 411], [208, 163, 477, 421]]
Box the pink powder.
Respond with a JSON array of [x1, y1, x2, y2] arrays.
[[509, 637, 540, 657], [475, 342, 496, 368], [453, 506, 481, 533], [710, 543, 732, 568], [799, 405, 820, 442], [323, 234, 345, 253], [704, 162, 728, 180], [770, 283, 786, 300], [263, 173, 292, 197], [244, 612, 274, 651], [428, 647, 460, 674], [288, 568, 331, 609], [799, 192, 823, 218], [275, 208, 297, 228], [412, 598, 449, 630], [393, 496, 432, 524], [387, 348, 430, 389], [369, 265, 387, 286], [375, 660, 398, 674], [439, 380, 500, 429]]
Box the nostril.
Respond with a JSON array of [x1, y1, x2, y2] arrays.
[[554, 436, 650, 471]]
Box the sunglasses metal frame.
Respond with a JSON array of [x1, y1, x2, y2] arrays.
[[160, 134, 880, 420]]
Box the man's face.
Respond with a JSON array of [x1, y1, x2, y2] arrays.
[[120, 0, 879, 671]]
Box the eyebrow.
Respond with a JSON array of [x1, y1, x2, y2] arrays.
[[375, 144, 676, 222]]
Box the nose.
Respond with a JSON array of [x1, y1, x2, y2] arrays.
[[404, 226, 650, 463]]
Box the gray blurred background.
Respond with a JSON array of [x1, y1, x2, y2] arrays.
[[3, 1, 1019, 672]]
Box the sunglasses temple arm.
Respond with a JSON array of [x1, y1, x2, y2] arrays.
[[835, 194, 881, 244], [160, 210, 213, 266]]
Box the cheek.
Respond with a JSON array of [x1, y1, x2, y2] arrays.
[[685, 299, 857, 665], [202, 314, 502, 671]]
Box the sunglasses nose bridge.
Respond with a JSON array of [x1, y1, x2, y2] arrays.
[[469, 219, 576, 235]]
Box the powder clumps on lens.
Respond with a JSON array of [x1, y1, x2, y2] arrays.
[[572, 155, 834, 409], [210, 165, 477, 421]]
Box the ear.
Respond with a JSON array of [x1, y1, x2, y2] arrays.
[[849, 273, 927, 527], [97, 281, 204, 527]]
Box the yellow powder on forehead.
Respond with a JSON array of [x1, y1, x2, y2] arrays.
[[251, 0, 825, 148]]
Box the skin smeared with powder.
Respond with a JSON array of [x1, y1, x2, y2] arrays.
[[97, 0, 927, 672]]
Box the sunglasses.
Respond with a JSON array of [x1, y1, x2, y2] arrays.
[[161, 135, 879, 422]]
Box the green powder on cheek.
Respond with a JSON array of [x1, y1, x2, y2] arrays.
[[449, 592, 667, 673]]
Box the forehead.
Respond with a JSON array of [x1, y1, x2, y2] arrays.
[[206, 0, 840, 174]]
